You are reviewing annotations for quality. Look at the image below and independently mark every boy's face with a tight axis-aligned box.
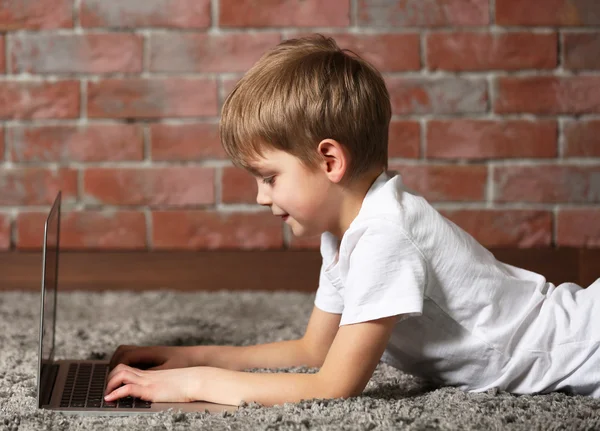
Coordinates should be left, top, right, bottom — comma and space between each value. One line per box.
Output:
249, 148, 337, 238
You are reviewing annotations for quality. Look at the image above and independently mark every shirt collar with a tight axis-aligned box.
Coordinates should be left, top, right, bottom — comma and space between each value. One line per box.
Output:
363, 170, 391, 204
320, 170, 395, 264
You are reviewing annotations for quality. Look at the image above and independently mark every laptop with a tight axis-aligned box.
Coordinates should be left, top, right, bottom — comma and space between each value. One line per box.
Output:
37, 191, 237, 415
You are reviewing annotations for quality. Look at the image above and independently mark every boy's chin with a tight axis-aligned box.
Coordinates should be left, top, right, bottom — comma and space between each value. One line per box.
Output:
290, 223, 322, 238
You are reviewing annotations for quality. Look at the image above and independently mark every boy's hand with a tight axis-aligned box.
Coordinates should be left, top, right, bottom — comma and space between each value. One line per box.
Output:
104, 364, 202, 403
108, 345, 194, 371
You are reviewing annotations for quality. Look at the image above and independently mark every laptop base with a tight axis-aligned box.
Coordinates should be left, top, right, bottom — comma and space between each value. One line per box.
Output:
44, 360, 238, 415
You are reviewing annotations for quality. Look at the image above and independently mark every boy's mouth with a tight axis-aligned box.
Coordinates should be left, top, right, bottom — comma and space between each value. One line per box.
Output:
280, 214, 289, 221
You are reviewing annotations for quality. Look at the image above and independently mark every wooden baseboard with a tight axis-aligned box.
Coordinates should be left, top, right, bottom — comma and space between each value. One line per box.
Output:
0, 248, 598, 292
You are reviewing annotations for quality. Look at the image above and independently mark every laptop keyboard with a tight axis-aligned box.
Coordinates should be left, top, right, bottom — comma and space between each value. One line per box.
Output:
59, 363, 151, 409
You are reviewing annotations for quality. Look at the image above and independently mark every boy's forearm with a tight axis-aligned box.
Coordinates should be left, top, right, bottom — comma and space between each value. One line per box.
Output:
194, 366, 342, 407
193, 339, 321, 371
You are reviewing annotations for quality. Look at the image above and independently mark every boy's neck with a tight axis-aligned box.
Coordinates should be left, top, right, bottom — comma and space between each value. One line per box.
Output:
329, 169, 384, 240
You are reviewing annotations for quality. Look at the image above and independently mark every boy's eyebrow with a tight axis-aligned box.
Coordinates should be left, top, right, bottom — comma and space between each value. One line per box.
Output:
247, 163, 274, 177
246, 165, 263, 177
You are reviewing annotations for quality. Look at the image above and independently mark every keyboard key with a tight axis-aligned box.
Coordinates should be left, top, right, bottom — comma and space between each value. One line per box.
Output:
118, 396, 135, 408
135, 400, 152, 408
59, 363, 151, 409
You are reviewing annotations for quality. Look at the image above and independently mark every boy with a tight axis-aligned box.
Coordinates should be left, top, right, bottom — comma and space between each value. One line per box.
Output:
104, 35, 600, 406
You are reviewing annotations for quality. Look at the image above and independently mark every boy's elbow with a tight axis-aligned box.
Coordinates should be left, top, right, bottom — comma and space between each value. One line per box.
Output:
315, 373, 365, 400
299, 338, 328, 368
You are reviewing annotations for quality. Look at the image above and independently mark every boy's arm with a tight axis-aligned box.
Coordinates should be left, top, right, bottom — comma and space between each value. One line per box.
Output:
197, 306, 341, 370
196, 314, 398, 406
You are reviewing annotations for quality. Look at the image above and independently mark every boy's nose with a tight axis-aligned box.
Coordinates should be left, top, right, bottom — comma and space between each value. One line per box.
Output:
256, 184, 271, 206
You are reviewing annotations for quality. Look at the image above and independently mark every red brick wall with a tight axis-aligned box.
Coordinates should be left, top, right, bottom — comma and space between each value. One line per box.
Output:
0, 0, 599, 251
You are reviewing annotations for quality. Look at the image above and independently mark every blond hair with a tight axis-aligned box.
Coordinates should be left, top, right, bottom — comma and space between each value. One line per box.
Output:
219, 34, 391, 183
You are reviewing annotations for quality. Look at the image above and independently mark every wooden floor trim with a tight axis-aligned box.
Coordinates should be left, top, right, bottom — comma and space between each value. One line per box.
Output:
0, 248, 598, 292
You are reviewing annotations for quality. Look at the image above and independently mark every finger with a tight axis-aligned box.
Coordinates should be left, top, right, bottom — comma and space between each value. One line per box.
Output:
106, 364, 142, 387
104, 384, 146, 402
106, 363, 127, 382
104, 369, 143, 396
112, 347, 160, 370
107, 365, 144, 385
108, 345, 136, 370
110, 345, 145, 369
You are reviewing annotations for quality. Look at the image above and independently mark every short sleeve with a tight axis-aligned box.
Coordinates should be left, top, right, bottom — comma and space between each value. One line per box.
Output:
339, 224, 427, 326
314, 262, 344, 314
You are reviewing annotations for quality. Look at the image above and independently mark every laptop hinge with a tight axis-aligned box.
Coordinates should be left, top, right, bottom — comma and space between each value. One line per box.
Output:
39, 362, 59, 408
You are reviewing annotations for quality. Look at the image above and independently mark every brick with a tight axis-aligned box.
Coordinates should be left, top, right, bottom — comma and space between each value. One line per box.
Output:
427, 120, 557, 159
150, 33, 280, 73
564, 120, 600, 157
0, 0, 73, 30
496, 0, 600, 26
495, 76, 600, 114
15, 213, 46, 250
87, 79, 218, 119
427, 32, 557, 71
388, 120, 420, 158
439, 210, 552, 247
17, 211, 146, 250
563, 32, 600, 70
494, 165, 600, 204
0, 125, 4, 161
0, 213, 9, 250
11, 33, 143, 74
152, 211, 283, 249
0, 168, 77, 205
289, 33, 421, 72
358, 0, 489, 27
151, 123, 225, 161
81, 0, 210, 28
0, 36, 5, 73
0, 81, 79, 119
222, 78, 240, 100
83, 167, 214, 206
388, 164, 487, 202
222, 167, 256, 204
557, 209, 600, 247
387, 77, 488, 114
220, 0, 350, 27
9, 124, 143, 162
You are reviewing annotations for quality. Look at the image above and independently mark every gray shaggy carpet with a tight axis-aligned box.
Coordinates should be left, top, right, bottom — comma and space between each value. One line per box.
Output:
1, 290, 599, 430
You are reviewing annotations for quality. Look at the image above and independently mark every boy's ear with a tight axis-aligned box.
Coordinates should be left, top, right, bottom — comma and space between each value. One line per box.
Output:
317, 139, 348, 183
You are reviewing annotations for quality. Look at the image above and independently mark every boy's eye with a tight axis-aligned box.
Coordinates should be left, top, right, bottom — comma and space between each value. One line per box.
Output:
262, 176, 275, 185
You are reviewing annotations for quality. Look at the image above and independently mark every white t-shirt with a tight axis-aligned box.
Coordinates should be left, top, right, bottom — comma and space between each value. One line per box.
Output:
315, 171, 600, 397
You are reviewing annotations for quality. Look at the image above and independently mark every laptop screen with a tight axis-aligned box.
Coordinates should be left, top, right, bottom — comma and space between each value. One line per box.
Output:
39, 192, 61, 367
